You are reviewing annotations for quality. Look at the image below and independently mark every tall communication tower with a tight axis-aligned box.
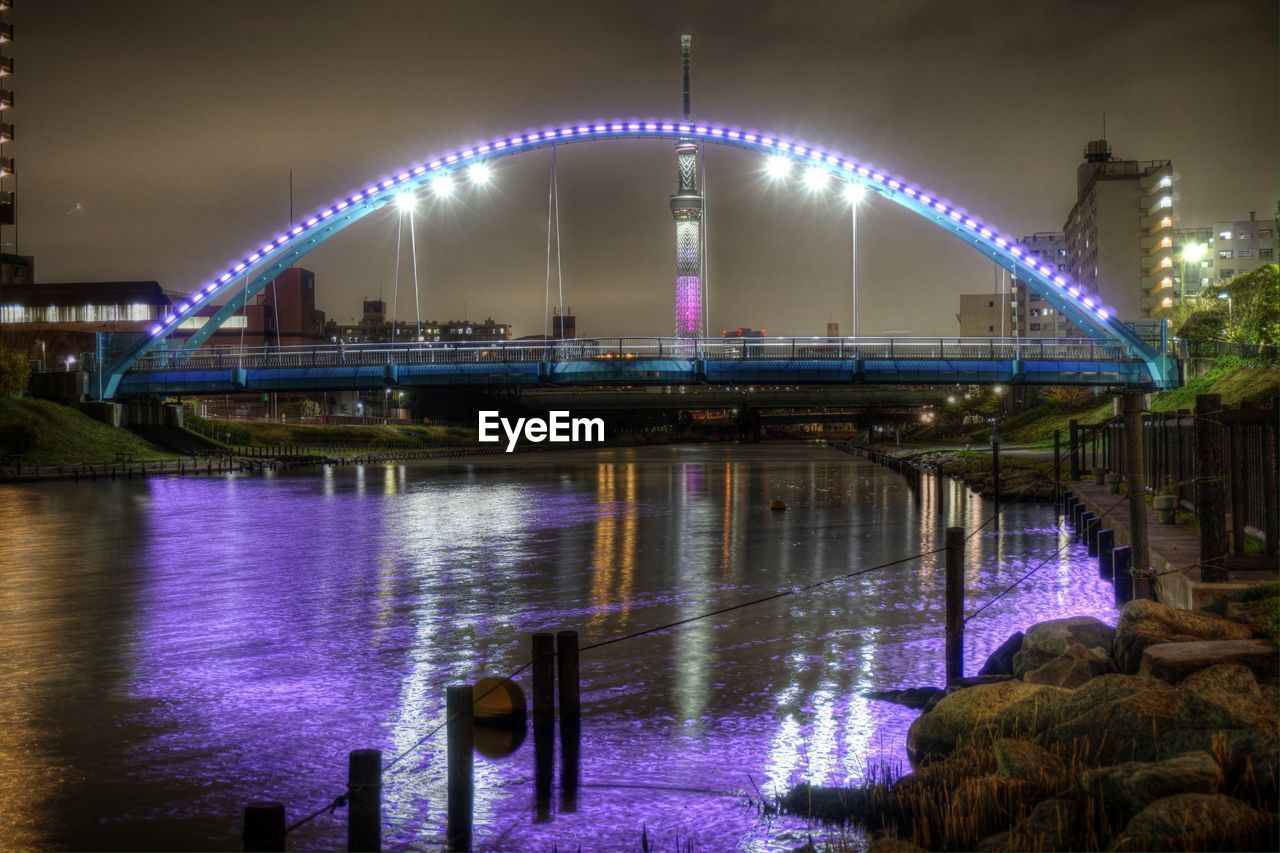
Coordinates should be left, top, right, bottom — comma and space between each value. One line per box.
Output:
669, 34, 704, 339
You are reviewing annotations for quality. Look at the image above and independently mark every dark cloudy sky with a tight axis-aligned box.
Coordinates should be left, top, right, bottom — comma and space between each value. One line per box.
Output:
14, 0, 1278, 337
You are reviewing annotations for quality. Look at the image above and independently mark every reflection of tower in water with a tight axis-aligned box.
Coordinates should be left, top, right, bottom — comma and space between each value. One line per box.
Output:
586, 463, 638, 637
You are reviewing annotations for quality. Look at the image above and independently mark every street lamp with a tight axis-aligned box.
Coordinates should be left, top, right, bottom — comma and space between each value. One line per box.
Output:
1180, 241, 1206, 307
846, 182, 868, 339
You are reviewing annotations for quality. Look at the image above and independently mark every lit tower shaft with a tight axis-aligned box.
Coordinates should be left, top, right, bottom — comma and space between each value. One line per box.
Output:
669, 34, 704, 339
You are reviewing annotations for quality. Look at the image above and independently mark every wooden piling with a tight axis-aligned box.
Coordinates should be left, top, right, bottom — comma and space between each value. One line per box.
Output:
1097, 528, 1114, 579
1053, 430, 1062, 508
1068, 419, 1080, 480
446, 684, 474, 852
1079, 511, 1095, 545
243, 802, 286, 852
991, 436, 1001, 528
532, 633, 555, 815
1194, 394, 1228, 581
347, 749, 382, 853
557, 630, 581, 805
944, 527, 964, 684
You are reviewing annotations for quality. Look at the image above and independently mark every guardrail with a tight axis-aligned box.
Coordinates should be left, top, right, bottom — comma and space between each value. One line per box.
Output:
123, 336, 1141, 373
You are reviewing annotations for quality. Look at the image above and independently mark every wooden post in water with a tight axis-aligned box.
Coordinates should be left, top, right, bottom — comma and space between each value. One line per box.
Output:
347, 749, 382, 853
1194, 394, 1229, 581
1086, 515, 1101, 556
243, 802, 285, 852
1053, 430, 1062, 509
944, 527, 965, 684
991, 435, 1001, 529
557, 630, 581, 807
1097, 529, 1114, 579
1079, 511, 1095, 545
1068, 419, 1080, 480
531, 632, 555, 817
446, 684, 474, 853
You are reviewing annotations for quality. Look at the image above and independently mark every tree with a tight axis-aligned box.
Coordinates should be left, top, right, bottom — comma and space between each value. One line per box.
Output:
1176, 301, 1229, 348
1223, 264, 1280, 346
0, 347, 31, 396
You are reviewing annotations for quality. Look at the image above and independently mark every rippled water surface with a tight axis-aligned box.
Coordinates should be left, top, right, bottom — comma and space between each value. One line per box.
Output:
0, 444, 1117, 851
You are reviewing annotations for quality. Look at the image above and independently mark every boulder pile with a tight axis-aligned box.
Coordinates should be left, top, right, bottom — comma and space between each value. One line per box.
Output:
787, 600, 1280, 851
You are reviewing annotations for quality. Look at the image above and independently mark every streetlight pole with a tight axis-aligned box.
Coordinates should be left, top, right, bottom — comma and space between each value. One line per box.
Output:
846, 183, 867, 339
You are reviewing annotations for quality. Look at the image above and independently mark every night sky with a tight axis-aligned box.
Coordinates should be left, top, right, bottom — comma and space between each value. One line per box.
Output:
14, 0, 1279, 338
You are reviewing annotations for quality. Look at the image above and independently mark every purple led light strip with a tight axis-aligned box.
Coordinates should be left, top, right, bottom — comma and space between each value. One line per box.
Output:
152, 120, 1117, 336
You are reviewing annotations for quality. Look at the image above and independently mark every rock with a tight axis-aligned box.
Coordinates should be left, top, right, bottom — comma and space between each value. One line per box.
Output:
1077, 751, 1220, 813
1174, 663, 1278, 734
947, 775, 1038, 840
907, 681, 1070, 766
1138, 638, 1279, 685
865, 686, 943, 709
1044, 674, 1183, 764
978, 631, 1024, 677
1023, 616, 1115, 658
974, 831, 1011, 852
1010, 798, 1080, 851
1157, 729, 1279, 804
1112, 793, 1273, 851
993, 738, 1066, 786
1024, 644, 1115, 688
1012, 647, 1058, 678
1113, 599, 1253, 675
921, 675, 1014, 712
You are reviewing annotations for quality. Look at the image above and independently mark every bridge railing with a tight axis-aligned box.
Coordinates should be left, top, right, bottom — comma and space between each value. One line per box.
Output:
125, 336, 1140, 373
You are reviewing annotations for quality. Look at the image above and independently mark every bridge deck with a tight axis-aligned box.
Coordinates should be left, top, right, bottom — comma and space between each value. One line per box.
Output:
112, 336, 1155, 395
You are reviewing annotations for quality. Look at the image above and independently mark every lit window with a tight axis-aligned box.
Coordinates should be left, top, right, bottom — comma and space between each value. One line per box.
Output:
1219, 231, 1232, 240
1218, 249, 1234, 259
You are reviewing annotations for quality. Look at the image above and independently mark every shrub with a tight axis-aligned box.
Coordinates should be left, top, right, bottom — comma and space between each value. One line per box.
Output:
0, 347, 31, 396
0, 421, 42, 456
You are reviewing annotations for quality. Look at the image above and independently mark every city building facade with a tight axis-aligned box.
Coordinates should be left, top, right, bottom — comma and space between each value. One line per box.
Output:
1062, 139, 1174, 319
1171, 213, 1276, 302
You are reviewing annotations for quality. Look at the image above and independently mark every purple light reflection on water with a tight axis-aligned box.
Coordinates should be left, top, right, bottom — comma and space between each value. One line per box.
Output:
0, 446, 1115, 852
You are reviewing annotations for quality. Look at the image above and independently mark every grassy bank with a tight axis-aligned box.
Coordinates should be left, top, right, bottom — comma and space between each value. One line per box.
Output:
0, 397, 173, 465
994, 357, 1280, 444
186, 412, 475, 449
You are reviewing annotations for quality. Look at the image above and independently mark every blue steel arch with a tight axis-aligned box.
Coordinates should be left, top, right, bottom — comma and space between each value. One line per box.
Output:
102, 118, 1176, 396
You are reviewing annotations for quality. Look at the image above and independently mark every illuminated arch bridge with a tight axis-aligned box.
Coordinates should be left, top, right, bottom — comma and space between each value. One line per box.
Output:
98, 118, 1180, 398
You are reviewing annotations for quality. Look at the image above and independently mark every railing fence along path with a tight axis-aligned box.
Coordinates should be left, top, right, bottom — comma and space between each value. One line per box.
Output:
129, 336, 1141, 373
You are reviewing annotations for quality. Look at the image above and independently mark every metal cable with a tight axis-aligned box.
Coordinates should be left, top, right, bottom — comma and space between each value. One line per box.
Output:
579, 548, 944, 654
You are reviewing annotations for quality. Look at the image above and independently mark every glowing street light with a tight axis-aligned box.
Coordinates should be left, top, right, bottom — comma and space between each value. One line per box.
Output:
803, 166, 829, 192
468, 162, 492, 185
431, 174, 454, 198
764, 155, 790, 179
394, 191, 417, 213
1180, 241, 1207, 305
844, 182, 867, 205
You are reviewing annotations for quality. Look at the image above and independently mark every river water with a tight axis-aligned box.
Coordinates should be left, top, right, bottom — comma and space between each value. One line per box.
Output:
0, 443, 1116, 852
